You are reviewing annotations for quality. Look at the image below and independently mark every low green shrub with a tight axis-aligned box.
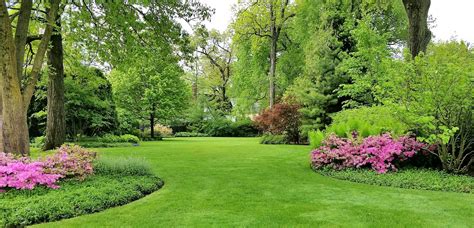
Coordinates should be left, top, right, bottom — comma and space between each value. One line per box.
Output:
70, 142, 132, 148
174, 132, 209, 137
94, 157, 153, 176
317, 168, 473, 194
31, 136, 46, 148
100, 134, 140, 144
328, 106, 408, 138
260, 134, 289, 145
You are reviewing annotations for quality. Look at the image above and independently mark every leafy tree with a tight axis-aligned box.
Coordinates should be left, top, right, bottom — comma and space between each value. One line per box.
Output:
193, 27, 233, 114
232, 0, 296, 108
109, 54, 189, 138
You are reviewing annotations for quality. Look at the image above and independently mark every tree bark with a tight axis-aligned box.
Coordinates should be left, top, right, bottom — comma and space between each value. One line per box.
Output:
0, 0, 60, 155
402, 0, 431, 57
268, 3, 277, 108
150, 104, 156, 138
44, 16, 65, 150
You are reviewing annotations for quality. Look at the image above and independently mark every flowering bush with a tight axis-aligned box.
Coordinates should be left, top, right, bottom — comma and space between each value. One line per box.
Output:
311, 133, 426, 173
1, 145, 96, 191
0, 153, 62, 190
42, 145, 96, 180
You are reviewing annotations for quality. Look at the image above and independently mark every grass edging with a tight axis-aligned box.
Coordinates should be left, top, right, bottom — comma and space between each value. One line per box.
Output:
315, 168, 473, 194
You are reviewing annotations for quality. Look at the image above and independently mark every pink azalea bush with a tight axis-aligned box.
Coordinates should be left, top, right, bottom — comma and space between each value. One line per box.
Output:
311, 133, 426, 173
0, 145, 96, 191
41, 145, 96, 180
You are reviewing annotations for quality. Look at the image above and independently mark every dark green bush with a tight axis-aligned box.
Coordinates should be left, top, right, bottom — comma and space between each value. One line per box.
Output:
316, 168, 473, 194
260, 134, 289, 144
0, 158, 163, 227
191, 118, 258, 137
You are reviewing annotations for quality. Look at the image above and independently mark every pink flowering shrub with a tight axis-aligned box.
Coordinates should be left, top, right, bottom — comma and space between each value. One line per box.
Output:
42, 145, 96, 180
311, 133, 426, 173
0, 145, 96, 191
0, 153, 62, 190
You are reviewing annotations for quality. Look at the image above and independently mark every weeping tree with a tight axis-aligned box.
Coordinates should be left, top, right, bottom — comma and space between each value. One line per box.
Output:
402, 0, 431, 57
0, 0, 60, 155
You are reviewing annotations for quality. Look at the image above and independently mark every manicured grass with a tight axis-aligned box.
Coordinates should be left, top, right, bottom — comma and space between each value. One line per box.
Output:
36, 138, 474, 227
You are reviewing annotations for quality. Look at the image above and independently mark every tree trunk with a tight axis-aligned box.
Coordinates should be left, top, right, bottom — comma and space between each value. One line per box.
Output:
0, 0, 60, 155
150, 105, 155, 138
0, 89, 3, 153
44, 16, 65, 150
402, 0, 431, 57
268, 4, 277, 108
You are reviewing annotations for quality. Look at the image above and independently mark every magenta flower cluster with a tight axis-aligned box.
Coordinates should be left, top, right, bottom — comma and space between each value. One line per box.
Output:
0, 145, 96, 191
311, 133, 426, 173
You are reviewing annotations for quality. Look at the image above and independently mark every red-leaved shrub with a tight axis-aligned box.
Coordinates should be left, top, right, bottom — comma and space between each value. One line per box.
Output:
254, 103, 301, 143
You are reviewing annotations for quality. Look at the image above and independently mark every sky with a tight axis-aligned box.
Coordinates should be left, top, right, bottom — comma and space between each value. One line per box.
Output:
198, 0, 474, 43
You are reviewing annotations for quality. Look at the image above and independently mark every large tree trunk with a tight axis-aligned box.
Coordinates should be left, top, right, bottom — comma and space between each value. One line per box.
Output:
268, 4, 277, 108
402, 0, 431, 57
0, 0, 60, 155
44, 16, 65, 150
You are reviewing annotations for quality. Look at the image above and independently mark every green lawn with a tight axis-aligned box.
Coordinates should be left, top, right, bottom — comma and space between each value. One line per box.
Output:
36, 138, 474, 227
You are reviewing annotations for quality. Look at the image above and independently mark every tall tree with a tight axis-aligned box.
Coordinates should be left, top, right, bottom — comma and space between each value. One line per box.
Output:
0, 0, 60, 155
44, 12, 65, 150
402, 0, 431, 57
194, 27, 233, 114
234, 0, 295, 108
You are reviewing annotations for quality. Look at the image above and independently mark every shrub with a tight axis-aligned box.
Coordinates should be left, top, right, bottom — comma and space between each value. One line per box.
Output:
153, 124, 173, 137
31, 136, 46, 148
99, 134, 139, 144
41, 145, 96, 180
382, 42, 474, 173
254, 103, 301, 143
327, 106, 408, 138
310, 133, 426, 173
230, 119, 259, 137
317, 168, 473, 194
1, 145, 96, 191
174, 132, 209, 137
260, 134, 289, 145
94, 157, 153, 176
308, 130, 325, 149
0, 153, 62, 190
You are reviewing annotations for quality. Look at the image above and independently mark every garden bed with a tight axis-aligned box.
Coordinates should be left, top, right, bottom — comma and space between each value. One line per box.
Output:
0, 158, 164, 227
316, 168, 473, 194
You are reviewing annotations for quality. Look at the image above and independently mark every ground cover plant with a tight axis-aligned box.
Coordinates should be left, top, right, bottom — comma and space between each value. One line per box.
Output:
317, 168, 473, 194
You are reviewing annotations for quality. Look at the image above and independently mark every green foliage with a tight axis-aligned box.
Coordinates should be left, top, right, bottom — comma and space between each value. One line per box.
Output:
99, 134, 140, 144
260, 134, 289, 145
174, 132, 210, 137
380, 42, 474, 173
31, 136, 46, 148
197, 118, 259, 137
328, 106, 408, 137
0, 174, 163, 227
317, 168, 474, 194
308, 130, 325, 149
94, 157, 153, 176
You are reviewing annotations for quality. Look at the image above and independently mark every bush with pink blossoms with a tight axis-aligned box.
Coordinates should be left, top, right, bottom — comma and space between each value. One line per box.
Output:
0, 145, 96, 191
0, 153, 62, 190
310, 133, 426, 173
41, 145, 96, 180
